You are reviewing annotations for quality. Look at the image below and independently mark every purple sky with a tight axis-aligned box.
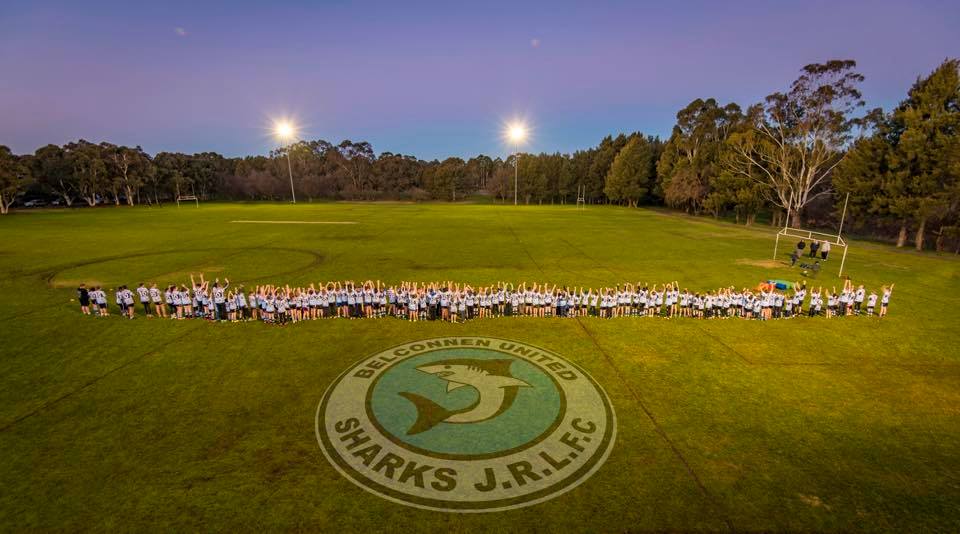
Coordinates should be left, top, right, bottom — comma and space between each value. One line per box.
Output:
2, 0, 958, 160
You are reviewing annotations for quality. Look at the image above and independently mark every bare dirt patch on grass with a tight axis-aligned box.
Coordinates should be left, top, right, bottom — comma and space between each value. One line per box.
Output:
735, 258, 783, 269
51, 278, 104, 289
798, 494, 832, 511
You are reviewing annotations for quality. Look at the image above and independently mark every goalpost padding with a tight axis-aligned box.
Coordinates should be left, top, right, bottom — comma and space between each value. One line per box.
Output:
774, 227, 850, 278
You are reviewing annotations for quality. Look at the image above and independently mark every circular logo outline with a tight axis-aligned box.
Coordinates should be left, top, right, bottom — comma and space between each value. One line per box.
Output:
363, 348, 568, 461
315, 337, 617, 513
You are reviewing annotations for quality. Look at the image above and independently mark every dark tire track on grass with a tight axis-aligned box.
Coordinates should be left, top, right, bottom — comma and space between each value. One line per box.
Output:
574, 317, 735, 532
504, 222, 545, 273
688, 323, 755, 366
556, 236, 622, 280
505, 212, 734, 531
0, 246, 325, 286
0, 247, 325, 322
749, 360, 960, 368
0, 323, 205, 434
690, 322, 959, 368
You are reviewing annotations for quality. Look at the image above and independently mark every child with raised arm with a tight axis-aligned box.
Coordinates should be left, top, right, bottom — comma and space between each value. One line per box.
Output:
77, 283, 91, 316
879, 284, 894, 317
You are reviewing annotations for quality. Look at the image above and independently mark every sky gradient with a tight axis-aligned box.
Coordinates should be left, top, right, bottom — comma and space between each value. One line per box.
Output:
2, 0, 958, 160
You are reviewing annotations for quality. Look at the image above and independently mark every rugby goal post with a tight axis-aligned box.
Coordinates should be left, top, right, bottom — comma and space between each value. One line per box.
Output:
175, 182, 200, 208
176, 195, 199, 208
773, 193, 851, 278
575, 184, 586, 210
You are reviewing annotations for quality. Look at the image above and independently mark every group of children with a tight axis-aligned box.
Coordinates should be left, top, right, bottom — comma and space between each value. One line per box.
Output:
75, 276, 895, 324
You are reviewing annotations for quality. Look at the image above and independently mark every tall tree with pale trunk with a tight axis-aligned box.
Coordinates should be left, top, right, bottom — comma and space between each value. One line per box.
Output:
0, 146, 32, 214
724, 60, 866, 227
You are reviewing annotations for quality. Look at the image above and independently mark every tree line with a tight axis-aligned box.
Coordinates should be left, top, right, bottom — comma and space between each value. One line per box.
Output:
2, 59, 957, 251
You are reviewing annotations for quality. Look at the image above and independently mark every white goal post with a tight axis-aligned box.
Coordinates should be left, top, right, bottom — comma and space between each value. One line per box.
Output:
176, 195, 199, 208
773, 193, 851, 278
575, 184, 586, 210
175, 182, 200, 208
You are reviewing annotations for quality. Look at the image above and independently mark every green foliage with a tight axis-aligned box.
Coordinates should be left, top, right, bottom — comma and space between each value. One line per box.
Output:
658, 98, 743, 213
32, 144, 76, 206
63, 140, 107, 207
0, 145, 32, 213
588, 134, 628, 199
604, 136, 658, 206
833, 129, 894, 228
424, 157, 466, 200
835, 58, 960, 249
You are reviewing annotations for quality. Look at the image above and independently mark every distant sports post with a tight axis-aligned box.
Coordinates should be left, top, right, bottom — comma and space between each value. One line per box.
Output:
774, 193, 851, 277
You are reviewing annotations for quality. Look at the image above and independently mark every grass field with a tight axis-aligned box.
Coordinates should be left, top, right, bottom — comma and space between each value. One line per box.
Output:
1, 202, 958, 532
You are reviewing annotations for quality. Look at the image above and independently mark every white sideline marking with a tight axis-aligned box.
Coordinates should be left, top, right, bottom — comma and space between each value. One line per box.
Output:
231, 220, 357, 225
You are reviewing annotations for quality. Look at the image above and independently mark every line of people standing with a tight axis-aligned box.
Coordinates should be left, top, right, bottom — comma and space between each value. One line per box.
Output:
73, 277, 895, 324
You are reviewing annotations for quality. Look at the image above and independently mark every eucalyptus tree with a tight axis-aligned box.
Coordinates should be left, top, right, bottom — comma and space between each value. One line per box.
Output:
64, 140, 107, 206
104, 144, 153, 205
657, 98, 743, 213
0, 146, 32, 214
724, 60, 866, 227
33, 144, 76, 206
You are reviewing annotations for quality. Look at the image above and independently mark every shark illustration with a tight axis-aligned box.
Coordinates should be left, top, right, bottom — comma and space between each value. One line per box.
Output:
399, 358, 531, 435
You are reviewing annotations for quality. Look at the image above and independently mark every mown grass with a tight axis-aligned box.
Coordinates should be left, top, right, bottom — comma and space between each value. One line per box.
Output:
0, 202, 957, 532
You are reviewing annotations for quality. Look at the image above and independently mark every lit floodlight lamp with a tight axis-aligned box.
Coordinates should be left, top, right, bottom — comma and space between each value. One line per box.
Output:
274, 120, 296, 142
504, 121, 528, 205
272, 119, 299, 203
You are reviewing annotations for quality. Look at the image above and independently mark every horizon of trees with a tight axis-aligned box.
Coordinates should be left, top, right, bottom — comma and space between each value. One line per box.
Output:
2, 58, 958, 251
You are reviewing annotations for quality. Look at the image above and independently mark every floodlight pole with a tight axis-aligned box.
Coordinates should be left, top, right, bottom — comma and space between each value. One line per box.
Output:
286, 147, 296, 204
513, 143, 519, 206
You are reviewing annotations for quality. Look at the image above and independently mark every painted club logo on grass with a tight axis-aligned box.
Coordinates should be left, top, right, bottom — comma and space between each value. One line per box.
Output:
316, 337, 616, 512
